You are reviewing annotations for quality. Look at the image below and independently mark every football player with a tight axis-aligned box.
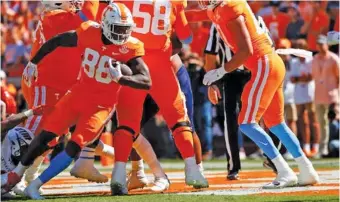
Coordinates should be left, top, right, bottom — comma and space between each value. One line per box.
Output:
20, 0, 103, 189
109, 0, 208, 195
2, 4, 151, 199
186, 0, 319, 188
1, 106, 44, 196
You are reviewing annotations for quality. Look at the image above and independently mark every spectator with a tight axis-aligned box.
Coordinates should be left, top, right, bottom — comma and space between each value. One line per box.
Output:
312, 35, 340, 157
290, 39, 319, 158
301, 1, 330, 53
286, 3, 304, 43
263, 1, 290, 45
328, 104, 339, 157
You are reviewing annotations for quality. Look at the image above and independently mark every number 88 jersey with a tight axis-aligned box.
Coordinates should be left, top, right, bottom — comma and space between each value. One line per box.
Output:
118, 0, 188, 50
207, 0, 273, 59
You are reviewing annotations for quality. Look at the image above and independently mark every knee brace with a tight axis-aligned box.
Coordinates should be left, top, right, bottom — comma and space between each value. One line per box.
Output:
171, 121, 192, 136
115, 126, 136, 140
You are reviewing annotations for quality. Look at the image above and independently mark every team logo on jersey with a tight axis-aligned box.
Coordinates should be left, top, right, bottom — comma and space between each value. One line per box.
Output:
119, 45, 129, 54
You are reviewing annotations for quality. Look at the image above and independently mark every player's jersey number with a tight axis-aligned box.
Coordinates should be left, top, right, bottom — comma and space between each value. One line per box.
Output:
132, 0, 171, 35
82, 48, 112, 84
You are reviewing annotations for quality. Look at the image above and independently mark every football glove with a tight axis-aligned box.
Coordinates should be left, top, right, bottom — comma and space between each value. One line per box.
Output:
107, 58, 123, 83
23, 62, 38, 87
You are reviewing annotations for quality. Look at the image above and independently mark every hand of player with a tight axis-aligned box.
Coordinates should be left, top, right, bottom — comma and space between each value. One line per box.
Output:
107, 59, 123, 83
23, 61, 38, 87
208, 85, 221, 105
203, 67, 227, 85
32, 105, 45, 116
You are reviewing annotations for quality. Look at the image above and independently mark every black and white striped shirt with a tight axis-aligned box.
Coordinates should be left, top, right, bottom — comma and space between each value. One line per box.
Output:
204, 24, 243, 69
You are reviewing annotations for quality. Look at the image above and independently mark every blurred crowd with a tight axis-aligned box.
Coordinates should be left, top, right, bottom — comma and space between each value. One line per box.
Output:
1, 1, 339, 161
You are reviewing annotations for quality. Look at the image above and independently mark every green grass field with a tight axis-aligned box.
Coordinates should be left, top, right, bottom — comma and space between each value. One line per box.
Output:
3, 158, 339, 202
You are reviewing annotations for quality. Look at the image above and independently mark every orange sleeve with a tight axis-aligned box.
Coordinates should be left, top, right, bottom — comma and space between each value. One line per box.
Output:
335, 15, 339, 31
126, 38, 145, 60
222, 3, 244, 21
174, 7, 192, 44
185, 10, 209, 22
76, 21, 96, 48
79, 0, 99, 21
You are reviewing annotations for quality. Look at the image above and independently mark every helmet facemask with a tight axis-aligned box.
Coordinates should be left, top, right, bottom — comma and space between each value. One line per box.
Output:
101, 4, 134, 45
198, 0, 222, 10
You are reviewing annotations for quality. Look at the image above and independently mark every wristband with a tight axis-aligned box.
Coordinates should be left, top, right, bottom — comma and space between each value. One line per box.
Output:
23, 109, 34, 117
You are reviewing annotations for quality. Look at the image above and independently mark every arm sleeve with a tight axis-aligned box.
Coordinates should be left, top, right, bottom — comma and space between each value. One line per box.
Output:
204, 24, 220, 55
174, 6, 193, 44
185, 10, 209, 22
78, 0, 99, 21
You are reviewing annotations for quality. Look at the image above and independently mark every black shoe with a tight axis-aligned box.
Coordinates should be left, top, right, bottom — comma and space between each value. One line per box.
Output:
263, 160, 277, 174
227, 170, 239, 180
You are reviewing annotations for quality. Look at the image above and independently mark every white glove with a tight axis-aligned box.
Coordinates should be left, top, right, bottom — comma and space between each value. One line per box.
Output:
203, 67, 227, 85
107, 58, 123, 83
327, 31, 340, 45
22, 61, 37, 87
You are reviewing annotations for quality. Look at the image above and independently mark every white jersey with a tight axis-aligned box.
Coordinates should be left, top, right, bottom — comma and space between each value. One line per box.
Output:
1, 127, 34, 173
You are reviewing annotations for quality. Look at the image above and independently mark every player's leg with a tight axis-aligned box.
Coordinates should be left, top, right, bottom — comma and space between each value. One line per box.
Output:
2, 89, 78, 195
171, 54, 203, 171
25, 105, 113, 199
149, 52, 208, 189
238, 55, 297, 189
111, 87, 147, 195
265, 88, 319, 186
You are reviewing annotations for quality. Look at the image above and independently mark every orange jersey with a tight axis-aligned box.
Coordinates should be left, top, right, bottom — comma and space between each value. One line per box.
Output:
205, 0, 273, 68
107, 0, 191, 50
76, 21, 145, 104
31, 1, 98, 92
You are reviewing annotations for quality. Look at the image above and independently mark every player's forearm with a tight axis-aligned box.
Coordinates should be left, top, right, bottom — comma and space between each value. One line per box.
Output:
224, 50, 250, 73
31, 32, 78, 64
1, 111, 30, 139
119, 74, 151, 90
204, 54, 218, 72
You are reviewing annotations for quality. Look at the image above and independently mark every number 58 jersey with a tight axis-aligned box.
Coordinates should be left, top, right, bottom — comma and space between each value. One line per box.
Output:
116, 0, 190, 50
75, 21, 145, 105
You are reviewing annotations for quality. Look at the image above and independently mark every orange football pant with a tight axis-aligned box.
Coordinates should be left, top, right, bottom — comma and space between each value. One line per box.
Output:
115, 48, 194, 162
42, 84, 114, 148
238, 53, 285, 128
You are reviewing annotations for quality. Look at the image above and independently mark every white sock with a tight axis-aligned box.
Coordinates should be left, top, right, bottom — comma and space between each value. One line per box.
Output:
295, 154, 312, 168
133, 135, 166, 178
112, 162, 126, 183
184, 157, 196, 169
131, 160, 144, 172
303, 144, 311, 152
271, 155, 292, 173
312, 144, 319, 152
14, 163, 28, 176
30, 177, 43, 190
25, 156, 44, 183
197, 162, 204, 172
95, 141, 115, 158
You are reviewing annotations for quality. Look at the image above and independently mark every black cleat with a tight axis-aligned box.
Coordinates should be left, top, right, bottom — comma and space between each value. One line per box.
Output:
227, 170, 239, 180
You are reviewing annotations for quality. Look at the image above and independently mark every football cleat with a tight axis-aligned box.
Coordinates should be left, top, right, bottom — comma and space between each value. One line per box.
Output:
70, 159, 108, 183
111, 162, 128, 195
127, 170, 148, 191
12, 178, 26, 196
227, 170, 239, 181
298, 165, 319, 186
1, 172, 22, 194
150, 176, 170, 192
185, 165, 209, 189
262, 169, 297, 189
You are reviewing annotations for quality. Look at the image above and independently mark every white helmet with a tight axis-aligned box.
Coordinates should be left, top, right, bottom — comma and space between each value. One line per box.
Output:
198, 0, 223, 9
101, 3, 134, 45
7, 127, 34, 162
41, 0, 84, 12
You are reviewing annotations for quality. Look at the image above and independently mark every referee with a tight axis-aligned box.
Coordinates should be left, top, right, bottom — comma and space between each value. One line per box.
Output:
204, 24, 251, 180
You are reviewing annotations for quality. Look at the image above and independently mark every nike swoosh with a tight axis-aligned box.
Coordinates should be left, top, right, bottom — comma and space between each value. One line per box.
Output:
259, 141, 268, 146
112, 52, 120, 55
